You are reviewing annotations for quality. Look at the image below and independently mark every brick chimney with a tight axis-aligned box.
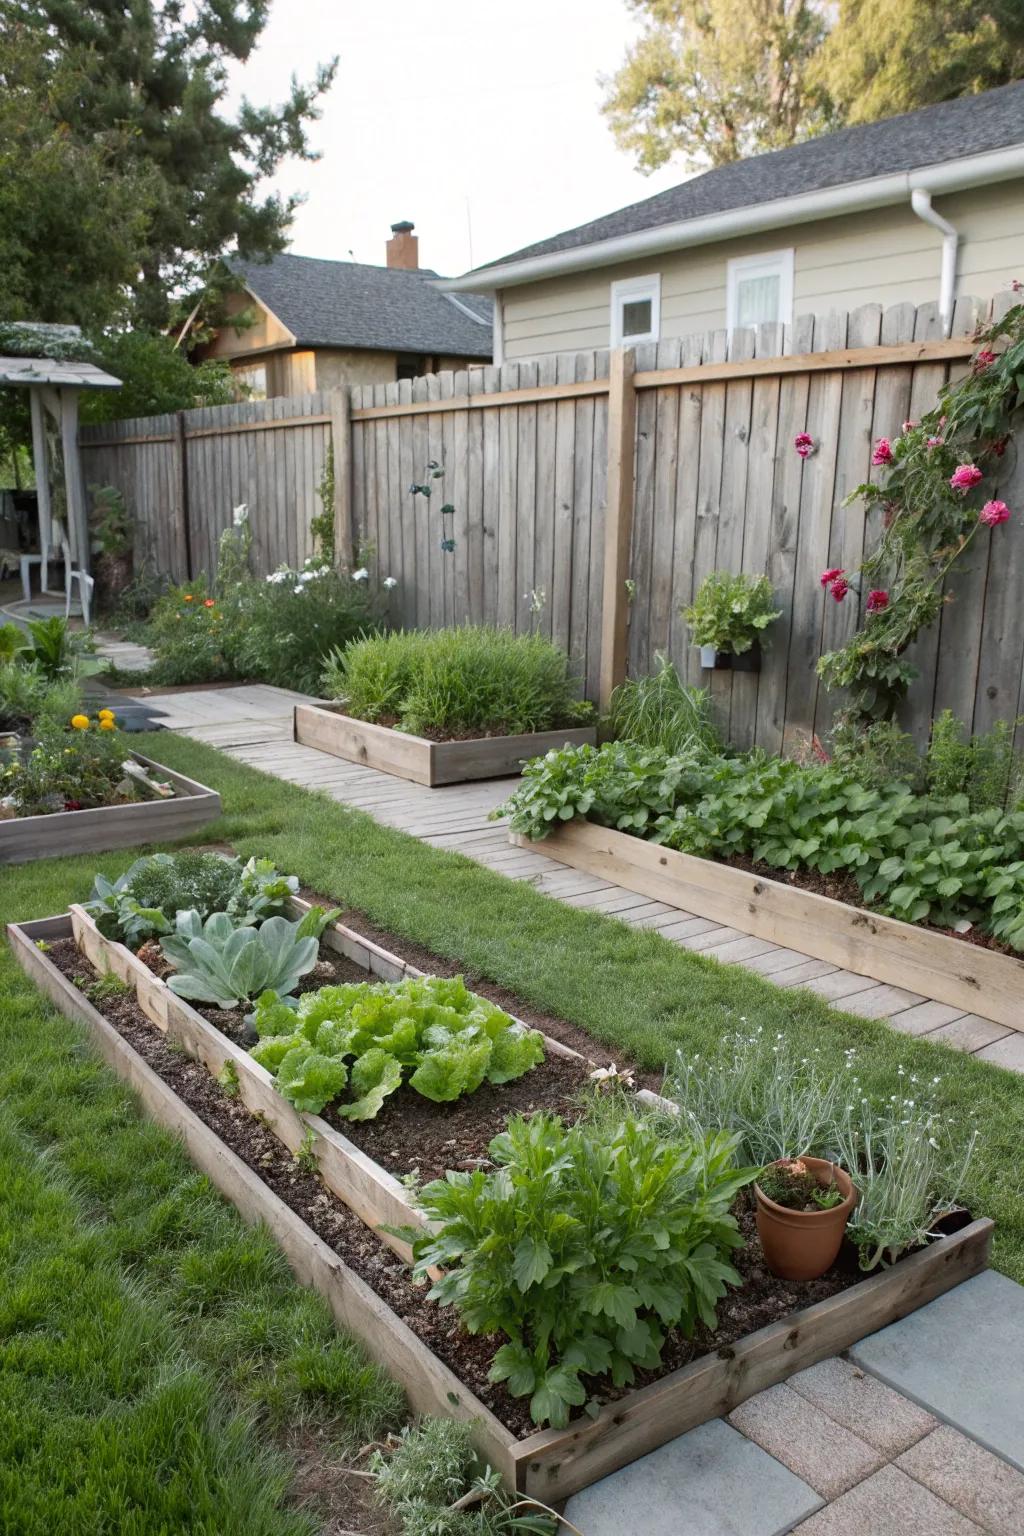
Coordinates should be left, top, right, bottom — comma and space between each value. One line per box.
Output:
386, 220, 419, 270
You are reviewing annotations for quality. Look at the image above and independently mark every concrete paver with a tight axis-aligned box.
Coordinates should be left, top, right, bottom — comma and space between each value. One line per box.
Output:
898, 1424, 1024, 1536
787, 1357, 936, 1457
728, 1383, 884, 1499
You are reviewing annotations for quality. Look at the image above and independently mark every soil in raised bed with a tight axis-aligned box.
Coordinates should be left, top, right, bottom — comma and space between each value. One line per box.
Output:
132, 935, 594, 1182
49, 936, 866, 1440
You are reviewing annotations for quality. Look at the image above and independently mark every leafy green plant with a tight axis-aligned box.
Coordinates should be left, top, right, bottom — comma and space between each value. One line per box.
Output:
250, 973, 545, 1118
323, 627, 593, 738
682, 571, 781, 655
86, 852, 300, 947
404, 1109, 754, 1429
756, 1159, 843, 1211
0, 624, 23, 663
0, 661, 80, 733
309, 442, 336, 563
818, 303, 1024, 722
926, 710, 1024, 811
608, 653, 720, 755
160, 909, 334, 1010
89, 484, 132, 558
21, 615, 101, 681
1, 715, 131, 816
826, 718, 923, 792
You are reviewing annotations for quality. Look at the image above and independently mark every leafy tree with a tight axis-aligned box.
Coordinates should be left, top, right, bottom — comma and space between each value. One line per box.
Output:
602, 0, 833, 172
4, 0, 336, 329
815, 0, 1024, 124
0, 24, 153, 328
80, 333, 236, 424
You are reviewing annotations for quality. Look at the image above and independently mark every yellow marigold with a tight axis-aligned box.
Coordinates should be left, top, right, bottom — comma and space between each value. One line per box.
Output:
98, 708, 115, 722
98, 717, 117, 731
70, 714, 90, 731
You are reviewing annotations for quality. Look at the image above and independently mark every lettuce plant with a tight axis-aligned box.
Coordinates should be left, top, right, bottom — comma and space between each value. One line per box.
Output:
250, 974, 545, 1118
160, 907, 336, 1010
404, 1110, 755, 1428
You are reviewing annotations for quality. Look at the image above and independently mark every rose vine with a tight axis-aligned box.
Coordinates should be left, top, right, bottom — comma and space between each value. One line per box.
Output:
816, 295, 1024, 723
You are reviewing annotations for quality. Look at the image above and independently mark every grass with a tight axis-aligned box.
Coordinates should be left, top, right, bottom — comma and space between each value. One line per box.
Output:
110, 730, 1024, 1283
321, 625, 593, 736
607, 654, 721, 755
0, 853, 404, 1535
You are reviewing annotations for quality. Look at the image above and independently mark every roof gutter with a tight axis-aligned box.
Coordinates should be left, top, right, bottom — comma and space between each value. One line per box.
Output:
442, 144, 1024, 293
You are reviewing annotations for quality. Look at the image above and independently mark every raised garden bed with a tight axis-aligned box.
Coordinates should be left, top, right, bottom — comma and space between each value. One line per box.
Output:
0, 754, 221, 865
512, 820, 1024, 1031
294, 701, 597, 786
9, 905, 993, 1501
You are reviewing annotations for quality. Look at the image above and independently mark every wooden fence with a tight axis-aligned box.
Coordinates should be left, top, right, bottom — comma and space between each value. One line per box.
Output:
80, 292, 1024, 750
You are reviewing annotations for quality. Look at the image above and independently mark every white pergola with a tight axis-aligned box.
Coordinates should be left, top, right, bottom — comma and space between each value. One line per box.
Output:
1, 324, 121, 621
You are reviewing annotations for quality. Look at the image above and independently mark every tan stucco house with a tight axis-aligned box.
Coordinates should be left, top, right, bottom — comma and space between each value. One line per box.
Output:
445, 83, 1024, 360
198, 222, 492, 397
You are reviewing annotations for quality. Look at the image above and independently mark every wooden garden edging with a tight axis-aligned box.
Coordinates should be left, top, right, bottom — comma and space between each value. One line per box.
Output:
8, 912, 995, 1501
511, 821, 1024, 1030
0, 754, 221, 865
65, 897, 588, 1265
294, 702, 597, 786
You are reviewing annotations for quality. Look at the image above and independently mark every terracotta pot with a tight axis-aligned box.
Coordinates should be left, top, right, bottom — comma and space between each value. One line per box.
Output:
755, 1156, 857, 1282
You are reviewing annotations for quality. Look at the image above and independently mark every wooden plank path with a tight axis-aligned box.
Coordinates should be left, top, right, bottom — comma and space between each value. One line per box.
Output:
138, 686, 1022, 1071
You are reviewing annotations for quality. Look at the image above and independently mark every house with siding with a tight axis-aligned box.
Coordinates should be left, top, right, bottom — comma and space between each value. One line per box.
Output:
444, 83, 1024, 360
196, 222, 492, 397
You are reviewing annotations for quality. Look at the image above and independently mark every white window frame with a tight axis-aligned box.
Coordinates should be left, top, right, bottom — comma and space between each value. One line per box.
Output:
610, 273, 661, 346
726, 248, 794, 333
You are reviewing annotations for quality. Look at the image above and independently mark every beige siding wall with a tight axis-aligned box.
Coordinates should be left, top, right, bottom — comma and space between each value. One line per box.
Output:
501, 180, 1024, 359
314, 348, 398, 390
204, 291, 294, 358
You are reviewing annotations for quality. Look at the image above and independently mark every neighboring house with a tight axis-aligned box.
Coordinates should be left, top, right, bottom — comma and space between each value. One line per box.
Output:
197, 222, 492, 397
445, 82, 1024, 361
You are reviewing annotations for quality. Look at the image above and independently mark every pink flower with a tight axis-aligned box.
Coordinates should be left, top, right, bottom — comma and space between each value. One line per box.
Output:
794, 432, 815, 458
872, 438, 894, 466
973, 349, 996, 371
866, 589, 889, 613
979, 500, 1011, 526
950, 463, 983, 493
831, 577, 850, 603
926, 436, 944, 448
1012, 279, 1022, 293
901, 419, 915, 434
820, 567, 844, 589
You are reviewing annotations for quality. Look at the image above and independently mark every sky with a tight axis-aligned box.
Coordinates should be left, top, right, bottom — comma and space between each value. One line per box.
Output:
227, 0, 687, 277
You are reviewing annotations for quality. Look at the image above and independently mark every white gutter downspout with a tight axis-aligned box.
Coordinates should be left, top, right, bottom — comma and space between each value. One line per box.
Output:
911, 189, 959, 335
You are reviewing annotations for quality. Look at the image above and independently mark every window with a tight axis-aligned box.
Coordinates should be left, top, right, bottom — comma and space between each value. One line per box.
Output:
610, 274, 661, 346
726, 249, 794, 333
232, 361, 267, 400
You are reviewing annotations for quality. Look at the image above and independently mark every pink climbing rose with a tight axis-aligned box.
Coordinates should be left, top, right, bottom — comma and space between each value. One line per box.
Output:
872, 437, 894, 466
794, 432, 814, 458
926, 435, 944, 448
973, 349, 996, 371
901, 419, 915, 434
866, 589, 889, 613
830, 577, 850, 602
950, 463, 983, 493
820, 567, 844, 589
979, 500, 1011, 526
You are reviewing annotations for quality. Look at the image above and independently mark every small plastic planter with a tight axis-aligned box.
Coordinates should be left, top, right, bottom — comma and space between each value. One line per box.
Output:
755, 1156, 858, 1281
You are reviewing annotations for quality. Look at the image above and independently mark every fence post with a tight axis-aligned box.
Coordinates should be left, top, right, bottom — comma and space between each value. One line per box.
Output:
174, 410, 193, 581
330, 388, 354, 568
598, 347, 637, 711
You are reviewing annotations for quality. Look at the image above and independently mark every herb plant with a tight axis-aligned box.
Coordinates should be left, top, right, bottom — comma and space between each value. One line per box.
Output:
682, 571, 781, 655
608, 654, 720, 756
87, 852, 299, 947
757, 1160, 843, 1211
322, 626, 593, 739
1, 715, 131, 817
251, 974, 544, 1117
405, 1109, 754, 1428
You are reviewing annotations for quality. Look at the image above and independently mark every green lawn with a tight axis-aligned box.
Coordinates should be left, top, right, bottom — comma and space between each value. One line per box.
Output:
3, 727, 1024, 1530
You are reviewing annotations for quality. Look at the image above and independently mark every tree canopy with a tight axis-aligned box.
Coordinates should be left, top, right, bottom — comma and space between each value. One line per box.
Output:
0, 0, 335, 330
604, 0, 1024, 173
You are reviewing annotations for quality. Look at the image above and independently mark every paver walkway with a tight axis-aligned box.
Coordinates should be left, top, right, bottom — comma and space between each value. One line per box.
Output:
135, 684, 1023, 1071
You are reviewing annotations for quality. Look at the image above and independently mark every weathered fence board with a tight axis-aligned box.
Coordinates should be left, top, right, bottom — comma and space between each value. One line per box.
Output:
81, 295, 1023, 751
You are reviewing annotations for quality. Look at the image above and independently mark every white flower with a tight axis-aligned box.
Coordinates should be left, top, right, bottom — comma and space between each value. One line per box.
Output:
352, 567, 369, 582
382, 576, 398, 590
232, 503, 249, 527
265, 569, 290, 584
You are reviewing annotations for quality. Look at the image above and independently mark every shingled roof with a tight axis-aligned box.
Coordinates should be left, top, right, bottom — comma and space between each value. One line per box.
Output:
233, 254, 492, 357
470, 80, 1024, 274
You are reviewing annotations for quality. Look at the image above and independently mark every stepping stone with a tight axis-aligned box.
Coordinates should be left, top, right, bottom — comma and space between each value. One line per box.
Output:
897, 1424, 1024, 1536
790, 1463, 983, 1534
975, 1031, 1024, 1074
728, 1382, 884, 1498
562, 1418, 822, 1536
787, 1356, 936, 1457
850, 1270, 1024, 1471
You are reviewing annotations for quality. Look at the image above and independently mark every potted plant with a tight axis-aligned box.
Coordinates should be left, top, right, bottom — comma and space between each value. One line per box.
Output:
682, 571, 781, 670
754, 1156, 857, 1281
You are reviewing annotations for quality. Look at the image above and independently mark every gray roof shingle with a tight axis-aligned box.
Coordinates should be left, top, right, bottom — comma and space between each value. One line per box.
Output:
475, 81, 1024, 272
233, 254, 492, 357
